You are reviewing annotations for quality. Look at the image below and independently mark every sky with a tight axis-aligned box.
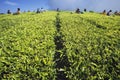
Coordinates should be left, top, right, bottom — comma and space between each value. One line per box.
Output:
0, 0, 120, 13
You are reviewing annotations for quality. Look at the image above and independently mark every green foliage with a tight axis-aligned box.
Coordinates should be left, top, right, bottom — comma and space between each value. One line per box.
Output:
0, 11, 120, 80
0, 12, 57, 80
59, 12, 120, 80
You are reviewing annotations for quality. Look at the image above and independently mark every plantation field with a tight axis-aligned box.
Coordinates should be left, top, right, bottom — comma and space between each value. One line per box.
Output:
0, 11, 120, 80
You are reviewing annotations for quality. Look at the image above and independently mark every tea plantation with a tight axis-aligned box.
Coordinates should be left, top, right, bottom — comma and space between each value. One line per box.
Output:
0, 11, 120, 80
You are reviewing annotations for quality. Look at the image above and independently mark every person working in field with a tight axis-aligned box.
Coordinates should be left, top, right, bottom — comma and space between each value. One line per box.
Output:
36, 8, 40, 13
75, 8, 80, 14
84, 9, 87, 12
102, 10, 106, 15
57, 8, 60, 12
36, 8, 45, 13
13, 8, 21, 15
17, 8, 21, 14
107, 10, 112, 16
118, 12, 120, 15
114, 11, 120, 16
7, 10, 11, 14
40, 8, 44, 13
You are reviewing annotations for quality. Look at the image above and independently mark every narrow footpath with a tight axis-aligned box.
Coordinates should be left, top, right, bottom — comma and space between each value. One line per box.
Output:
54, 13, 70, 80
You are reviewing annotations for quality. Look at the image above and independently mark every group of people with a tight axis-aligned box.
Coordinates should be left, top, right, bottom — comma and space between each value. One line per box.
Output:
7, 8, 46, 14
75, 8, 87, 14
114, 11, 120, 16
36, 8, 46, 13
101, 10, 120, 16
6, 8, 120, 16
7, 8, 21, 15
75, 8, 120, 16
